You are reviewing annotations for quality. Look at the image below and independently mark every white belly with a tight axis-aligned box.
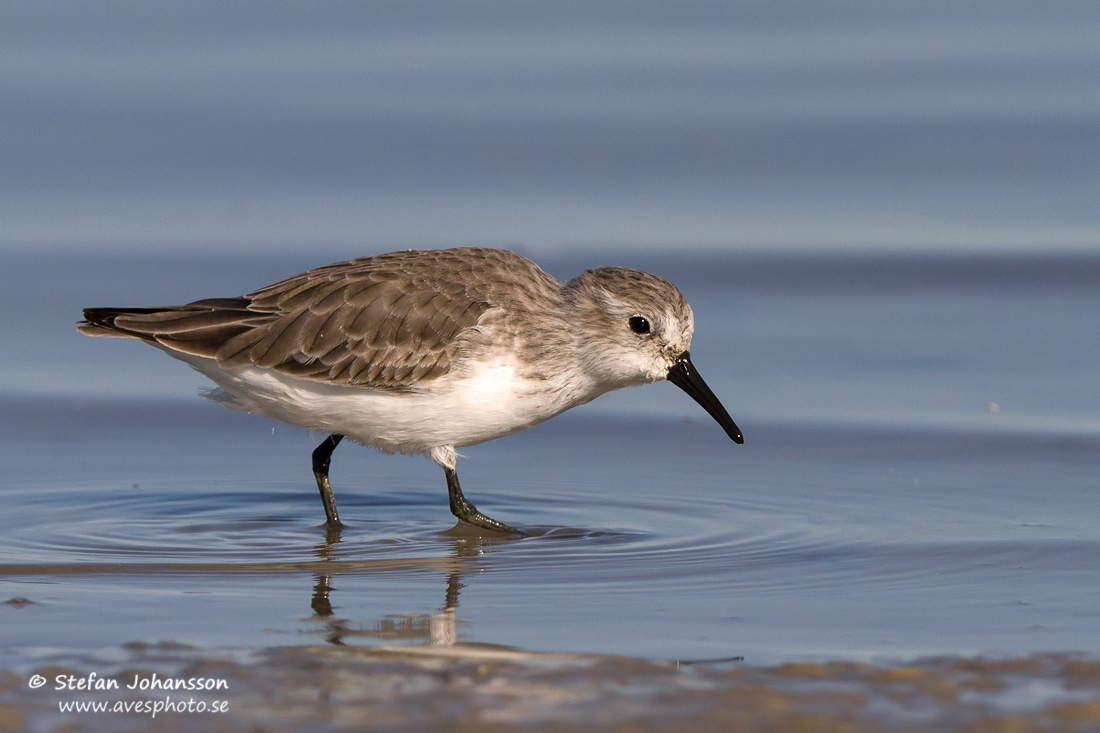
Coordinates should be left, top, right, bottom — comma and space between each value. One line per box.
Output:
170, 350, 589, 464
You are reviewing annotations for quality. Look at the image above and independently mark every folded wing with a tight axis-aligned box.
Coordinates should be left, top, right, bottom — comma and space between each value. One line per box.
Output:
77, 250, 527, 392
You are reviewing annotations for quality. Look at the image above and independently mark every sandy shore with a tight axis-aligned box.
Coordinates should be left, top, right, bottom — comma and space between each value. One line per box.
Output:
4, 642, 1100, 732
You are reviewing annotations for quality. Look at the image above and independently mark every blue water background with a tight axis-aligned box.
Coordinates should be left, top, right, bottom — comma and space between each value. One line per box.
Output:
2, 0, 1100, 253
1, 1, 1099, 665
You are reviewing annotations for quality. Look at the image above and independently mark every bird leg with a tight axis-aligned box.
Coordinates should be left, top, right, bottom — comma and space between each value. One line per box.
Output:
444, 467, 526, 536
312, 434, 344, 527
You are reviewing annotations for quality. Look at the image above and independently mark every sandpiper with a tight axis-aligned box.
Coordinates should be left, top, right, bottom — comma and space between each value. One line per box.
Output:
79, 247, 742, 535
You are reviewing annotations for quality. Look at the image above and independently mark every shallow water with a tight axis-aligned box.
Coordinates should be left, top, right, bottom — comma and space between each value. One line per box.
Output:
4, 404, 1099, 666
2, 252, 1099, 671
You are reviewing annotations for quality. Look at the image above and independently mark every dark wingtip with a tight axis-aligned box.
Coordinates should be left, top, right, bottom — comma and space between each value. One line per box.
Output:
76, 308, 116, 334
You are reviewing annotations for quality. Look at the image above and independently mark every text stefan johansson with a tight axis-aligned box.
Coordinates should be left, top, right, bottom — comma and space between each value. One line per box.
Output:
55, 673, 228, 692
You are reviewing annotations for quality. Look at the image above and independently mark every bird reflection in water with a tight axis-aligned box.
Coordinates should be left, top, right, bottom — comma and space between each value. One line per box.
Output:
305, 523, 505, 647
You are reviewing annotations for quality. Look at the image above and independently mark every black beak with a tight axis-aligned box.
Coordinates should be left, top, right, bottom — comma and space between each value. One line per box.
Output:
666, 352, 743, 444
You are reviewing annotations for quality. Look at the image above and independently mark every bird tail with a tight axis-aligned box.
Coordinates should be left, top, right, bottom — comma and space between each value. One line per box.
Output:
76, 298, 267, 359
77, 307, 162, 338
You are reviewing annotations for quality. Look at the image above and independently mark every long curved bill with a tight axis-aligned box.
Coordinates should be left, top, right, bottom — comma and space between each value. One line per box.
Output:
666, 352, 743, 444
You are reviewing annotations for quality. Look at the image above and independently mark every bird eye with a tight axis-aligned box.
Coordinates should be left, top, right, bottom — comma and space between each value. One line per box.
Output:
628, 316, 651, 334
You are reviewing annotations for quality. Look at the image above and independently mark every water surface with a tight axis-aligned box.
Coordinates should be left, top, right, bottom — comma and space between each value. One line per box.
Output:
2, 252, 1098, 669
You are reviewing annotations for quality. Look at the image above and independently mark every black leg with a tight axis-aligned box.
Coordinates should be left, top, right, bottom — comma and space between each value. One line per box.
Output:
444, 466, 526, 536
312, 434, 344, 527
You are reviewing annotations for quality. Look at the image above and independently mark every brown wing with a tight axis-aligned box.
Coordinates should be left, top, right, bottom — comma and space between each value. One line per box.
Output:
79, 248, 560, 392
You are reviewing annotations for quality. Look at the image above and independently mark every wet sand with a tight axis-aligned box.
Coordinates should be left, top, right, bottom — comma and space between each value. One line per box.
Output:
4, 642, 1100, 732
